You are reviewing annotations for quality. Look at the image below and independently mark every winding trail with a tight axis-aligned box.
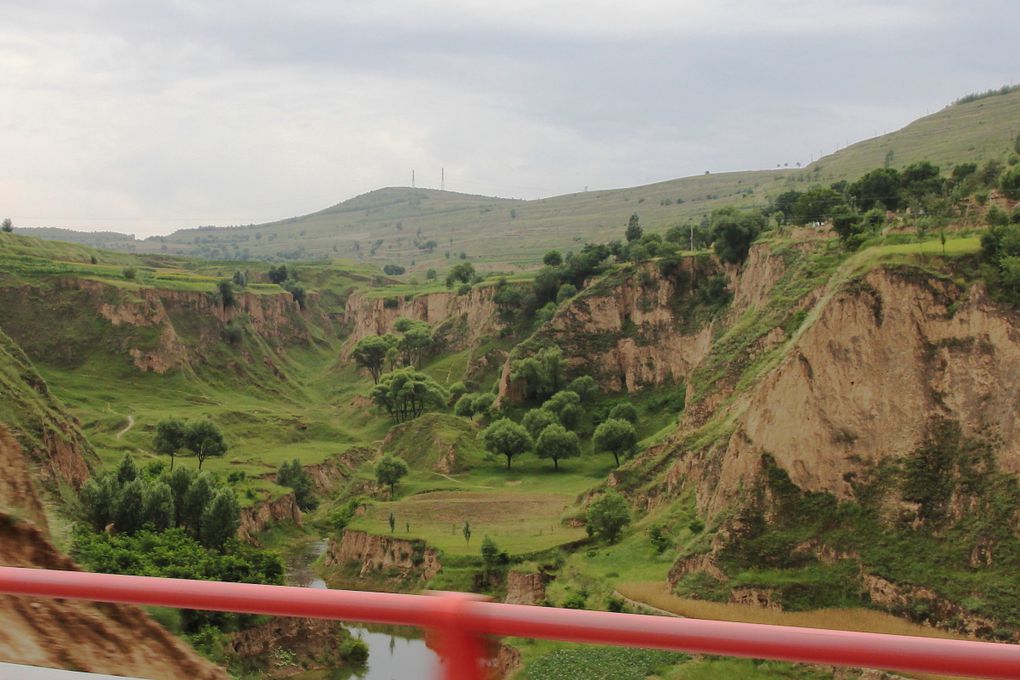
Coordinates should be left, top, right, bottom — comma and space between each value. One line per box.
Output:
115, 415, 135, 440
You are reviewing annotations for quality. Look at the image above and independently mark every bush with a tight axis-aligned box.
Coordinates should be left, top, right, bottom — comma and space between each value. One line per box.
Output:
1000, 166, 1020, 200
122, 267, 137, 280
339, 637, 369, 665
586, 492, 630, 543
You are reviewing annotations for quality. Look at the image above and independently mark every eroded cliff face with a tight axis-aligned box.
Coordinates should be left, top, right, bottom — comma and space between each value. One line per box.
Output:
342, 284, 502, 356
237, 492, 302, 543
0, 278, 322, 375
682, 270, 1020, 516
503, 570, 547, 606
497, 259, 730, 402
0, 514, 227, 679
226, 617, 356, 676
0, 329, 93, 490
325, 529, 441, 580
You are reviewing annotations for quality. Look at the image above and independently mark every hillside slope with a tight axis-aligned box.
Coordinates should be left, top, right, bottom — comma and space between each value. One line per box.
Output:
0, 340, 227, 678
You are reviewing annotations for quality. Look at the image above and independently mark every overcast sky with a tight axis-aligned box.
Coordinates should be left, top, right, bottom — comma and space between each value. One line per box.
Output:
1, 1, 1018, 237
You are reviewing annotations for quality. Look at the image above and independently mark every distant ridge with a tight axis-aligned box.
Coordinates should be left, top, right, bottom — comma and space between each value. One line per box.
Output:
20, 84, 1020, 268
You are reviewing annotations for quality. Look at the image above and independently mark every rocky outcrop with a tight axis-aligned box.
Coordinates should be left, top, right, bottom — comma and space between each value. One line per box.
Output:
666, 552, 728, 589
0, 514, 227, 679
729, 587, 781, 610
226, 617, 357, 675
498, 260, 721, 399
863, 573, 1012, 640
0, 278, 319, 376
659, 267, 1020, 517
325, 529, 441, 580
504, 571, 547, 606
490, 643, 522, 679
237, 492, 302, 543
0, 426, 48, 529
341, 284, 502, 355
0, 328, 94, 490
302, 447, 375, 493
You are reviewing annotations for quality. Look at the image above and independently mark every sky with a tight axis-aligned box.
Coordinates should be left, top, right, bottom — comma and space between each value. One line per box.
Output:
1, 0, 1018, 237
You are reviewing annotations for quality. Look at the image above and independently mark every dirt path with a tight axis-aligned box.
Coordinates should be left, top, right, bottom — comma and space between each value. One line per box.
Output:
115, 414, 135, 440
612, 590, 683, 618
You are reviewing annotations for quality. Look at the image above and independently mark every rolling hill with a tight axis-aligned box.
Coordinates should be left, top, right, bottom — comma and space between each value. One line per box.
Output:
17, 86, 1020, 273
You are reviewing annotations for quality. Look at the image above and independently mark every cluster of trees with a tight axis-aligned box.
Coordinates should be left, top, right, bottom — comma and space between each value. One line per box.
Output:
492, 243, 613, 329
769, 158, 1020, 249
453, 391, 496, 419
153, 418, 227, 470
266, 263, 306, 308
78, 455, 241, 551
1, 217, 12, 232
980, 218, 1020, 303
383, 264, 406, 276
277, 459, 316, 510
369, 368, 448, 423
352, 317, 436, 382
446, 262, 477, 289
72, 527, 282, 633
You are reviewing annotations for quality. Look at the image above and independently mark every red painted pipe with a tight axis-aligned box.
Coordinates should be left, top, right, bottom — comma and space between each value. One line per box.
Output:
1, 567, 1019, 679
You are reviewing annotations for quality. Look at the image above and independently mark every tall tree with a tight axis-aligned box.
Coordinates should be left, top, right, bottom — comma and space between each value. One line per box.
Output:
201, 488, 240, 550
182, 473, 215, 537
481, 418, 533, 469
352, 335, 393, 383
593, 418, 638, 466
143, 482, 175, 531
375, 455, 410, 497
625, 213, 643, 242
277, 459, 317, 511
536, 423, 580, 471
166, 466, 195, 527
153, 418, 187, 470
185, 420, 227, 470
586, 492, 631, 543
1, 218, 12, 233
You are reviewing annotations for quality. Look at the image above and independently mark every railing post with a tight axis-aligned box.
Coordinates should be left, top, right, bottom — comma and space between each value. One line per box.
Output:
431, 591, 489, 680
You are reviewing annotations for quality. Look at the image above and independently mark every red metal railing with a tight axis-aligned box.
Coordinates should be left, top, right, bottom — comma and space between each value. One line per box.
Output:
2, 567, 1019, 679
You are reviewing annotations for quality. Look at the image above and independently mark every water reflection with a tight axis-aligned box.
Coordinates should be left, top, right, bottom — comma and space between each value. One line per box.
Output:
288, 539, 440, 680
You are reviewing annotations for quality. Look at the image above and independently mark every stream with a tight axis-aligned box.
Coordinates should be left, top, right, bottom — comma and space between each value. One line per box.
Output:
287, 539, 440, 680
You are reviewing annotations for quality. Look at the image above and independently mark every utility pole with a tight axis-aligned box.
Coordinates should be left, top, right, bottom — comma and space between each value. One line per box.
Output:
689, 222, 694, 252
441, 168, 445, 191
412, 169, 415, 188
